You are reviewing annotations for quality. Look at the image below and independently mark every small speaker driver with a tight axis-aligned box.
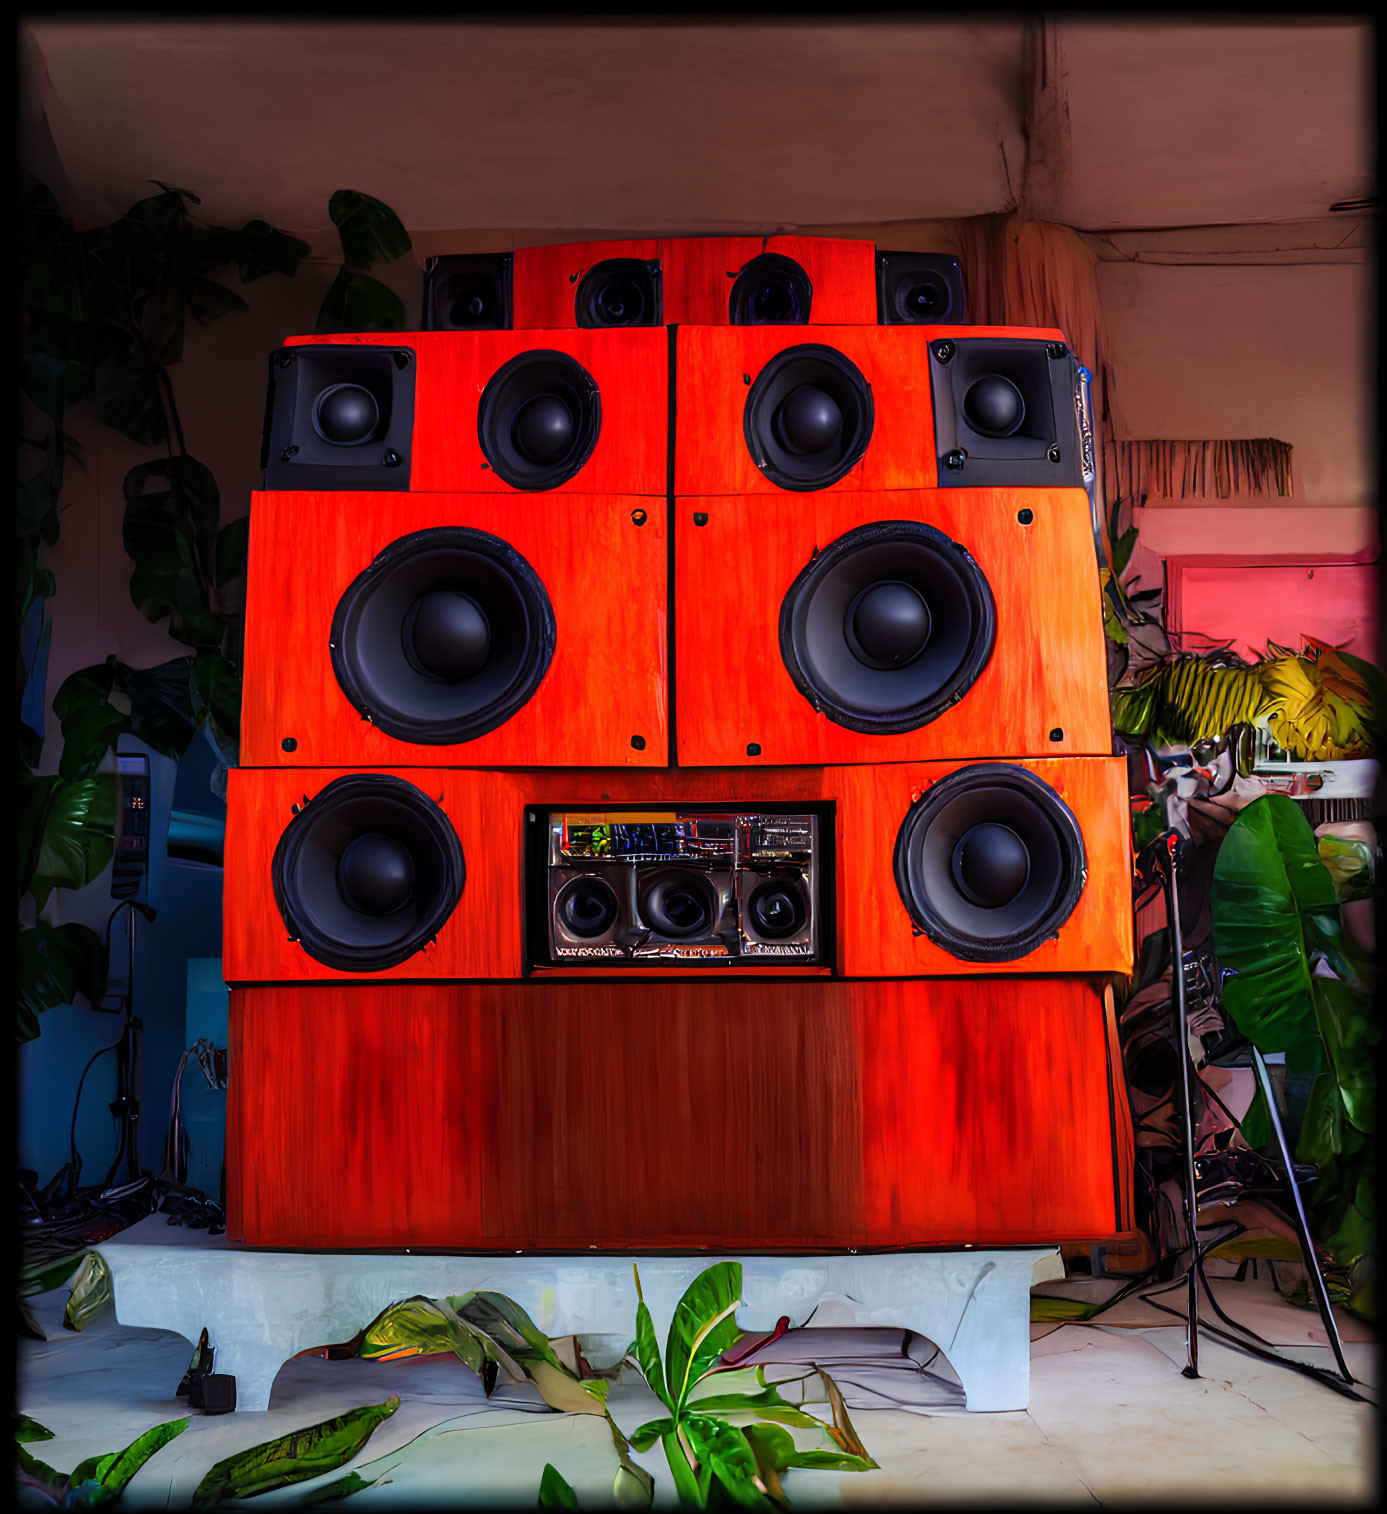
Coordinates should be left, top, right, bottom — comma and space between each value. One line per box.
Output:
574, 258, 662, 327
893, 764, 1086, 962
640, 869, 718, 939
729, 253, 813, 325
271, 774, 465, 973
477, 351, 601, 490
743, 345, 874, 492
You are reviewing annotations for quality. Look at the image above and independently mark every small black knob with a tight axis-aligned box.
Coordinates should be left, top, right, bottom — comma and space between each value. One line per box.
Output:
631, 508, 647, 526
1017, 508, 1034, 525
281, 737, 297, 752
382, 449, 403, 467
1049, 727, 1065, 742
746, 742, 761, 756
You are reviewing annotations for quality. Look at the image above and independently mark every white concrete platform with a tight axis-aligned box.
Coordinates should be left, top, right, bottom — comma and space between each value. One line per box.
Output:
94, 1218, 1063, 1413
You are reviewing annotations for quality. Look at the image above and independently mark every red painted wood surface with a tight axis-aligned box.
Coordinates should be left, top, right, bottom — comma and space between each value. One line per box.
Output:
227, 977, 1127, 1250
280, 329, 667, 495
660, 236, 878, 326
674, 324, 1068, 497
239, 492, 668, 770
224, 759, 1131, 984
673, 488, 1111, 766
512, 240, 662, 329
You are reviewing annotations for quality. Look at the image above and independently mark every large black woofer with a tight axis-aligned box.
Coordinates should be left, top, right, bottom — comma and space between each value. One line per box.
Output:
729, 253, 813, 325
330, 527, 556, 745
744, 345, 874, 492
779, 520, 995, 733
575, 258, 662, 327
639, 868, 718, 939
893, 764, 1087, 962
271, 774, 465, 973
476, 351, 601, 490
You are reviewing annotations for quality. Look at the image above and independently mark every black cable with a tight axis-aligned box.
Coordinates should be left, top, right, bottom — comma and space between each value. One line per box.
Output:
68, 1039, 123, 1187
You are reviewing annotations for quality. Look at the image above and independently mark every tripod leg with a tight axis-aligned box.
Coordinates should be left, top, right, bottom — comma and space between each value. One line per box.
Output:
1249, 1047, 1355, 1384
1163, 863, 1200, 1378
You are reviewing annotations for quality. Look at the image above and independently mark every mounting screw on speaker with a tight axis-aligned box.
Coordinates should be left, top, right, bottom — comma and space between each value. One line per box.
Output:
1047, 343, 1068, 359
631, 508, 647, 526
694, 512, 709, 527
276, 353, 293, 368
1047, 445, 1062, 463
747, 743, 762, 756
933, 341, 956, 363
383, 449, 402, 467
280, 445, 298, 461
944, 450, 966, 471
281, 738, 297, 752
1017, 508, 1034, 525
631, 735, 646, 750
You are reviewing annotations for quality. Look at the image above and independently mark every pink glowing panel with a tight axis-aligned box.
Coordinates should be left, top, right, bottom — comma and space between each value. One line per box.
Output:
1167, 562, 1377, 662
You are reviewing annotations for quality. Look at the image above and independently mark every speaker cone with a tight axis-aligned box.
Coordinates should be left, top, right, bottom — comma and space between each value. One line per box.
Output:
729, 253, 813, 325
271, 774, 465, 972
331, 527, 556, 745
314, 383, 381, 445
779, 520, 995, 733
422, 253, 513, 332
876, 252, 968, 325
747, 878, 806, 940
640, 869, 718, 938
477, 351, 601, 490
893, 764, 1087, 962
556, 875, 620, 939
744, 345, 874, 491
575, 259, 661, 327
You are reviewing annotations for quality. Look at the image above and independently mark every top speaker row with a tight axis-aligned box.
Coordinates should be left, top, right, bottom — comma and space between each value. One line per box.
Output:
425, 236, 966, 329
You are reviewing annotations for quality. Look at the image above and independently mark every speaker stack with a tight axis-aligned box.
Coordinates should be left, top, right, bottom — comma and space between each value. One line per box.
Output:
226, 234, 1134, 1255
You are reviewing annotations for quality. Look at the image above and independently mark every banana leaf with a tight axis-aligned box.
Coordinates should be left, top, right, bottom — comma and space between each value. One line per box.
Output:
539, 1463, 579, 1509
63, 1251, 112, 1332
191, 1397, 398, 1506
681, 1413, 770, 1509
664, 1261, 744, 1411
69, 1417, 189, 1503
16, 1415, 55, 1443
631, 1264, 670, 1410
1210, 796, 1345, 1057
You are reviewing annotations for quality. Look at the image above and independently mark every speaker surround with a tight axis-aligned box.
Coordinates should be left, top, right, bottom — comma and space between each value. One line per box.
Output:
729, 253, 813, 325
271, 774, 465, 972
330, 527, 556, 746
575, 258, 662, 327
876, 251, 969, 325
263, 346, 415, 491
422, 253, 514, 331
893, 764, 1087, 962
779, 520, 996, 735
476, 351, 602, 490
743, 345, 875, 491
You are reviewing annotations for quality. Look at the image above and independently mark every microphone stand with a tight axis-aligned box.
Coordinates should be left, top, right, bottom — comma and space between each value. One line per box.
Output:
101, 899, 158, 1190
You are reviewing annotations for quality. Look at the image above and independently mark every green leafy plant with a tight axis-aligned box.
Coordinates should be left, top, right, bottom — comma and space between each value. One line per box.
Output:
621, 1261, 876, 1508
1100, 493, 1167, 686
15, 1413, 187, 1508
314, 190, 413, 334
1210, 795, 1376, 1277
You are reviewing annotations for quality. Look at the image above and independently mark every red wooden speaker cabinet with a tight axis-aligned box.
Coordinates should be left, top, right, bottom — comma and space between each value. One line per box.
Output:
267, 329, 667, 495
240, 491, 667, 770
226, 976, 1133, 1251
223, 758, 1131, 986
673, 488, 1109, 767
511, 235, 877, 330
674, 324, 1086, 496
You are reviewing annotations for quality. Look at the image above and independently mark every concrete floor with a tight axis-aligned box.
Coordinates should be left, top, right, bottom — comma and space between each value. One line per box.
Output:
17, 1263, 1377, 1508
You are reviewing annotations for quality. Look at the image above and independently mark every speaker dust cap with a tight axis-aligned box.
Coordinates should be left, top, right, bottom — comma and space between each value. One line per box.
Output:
272, 774, 465, 972
477, 350, 601, 490
893, 763, 1087, 962
779, 520, 995, 733
744, 344, 874, 492
330, 527, 556, 745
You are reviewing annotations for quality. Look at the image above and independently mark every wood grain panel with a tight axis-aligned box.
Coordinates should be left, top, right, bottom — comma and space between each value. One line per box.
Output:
280, 329, 667, 495
661, 236, 877, 326
835, 758, 1133, 978
240, 492, 668, 769
674, 324, 1069, 496
225, 761, 1131, 984
512, 240, 662, 329
228, 977, 1124, 1251
674, 488, 1110, 765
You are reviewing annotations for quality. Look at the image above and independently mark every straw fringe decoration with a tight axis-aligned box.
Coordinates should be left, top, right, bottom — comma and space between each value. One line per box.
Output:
1107, 438, 1295, 502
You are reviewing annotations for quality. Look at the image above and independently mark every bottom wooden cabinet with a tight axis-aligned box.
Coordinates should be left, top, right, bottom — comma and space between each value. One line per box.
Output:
227, 977, 1133, 1252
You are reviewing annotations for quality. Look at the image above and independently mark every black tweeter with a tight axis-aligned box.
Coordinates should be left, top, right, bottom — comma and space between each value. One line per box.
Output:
423, 253, 514, 331
729, 253, 813, 325
575, 259, 662, 327
876, 251, 969, 325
